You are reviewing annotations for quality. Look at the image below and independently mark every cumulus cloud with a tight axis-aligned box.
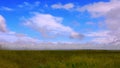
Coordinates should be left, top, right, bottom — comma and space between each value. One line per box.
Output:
0, 15, 8, 32
0, 32, 40, 43
86, 30, 120, 45
0, 14, 84, 50
78, 0, 120, 17
79, 0, 120, 44
51, 3, 74, 10
23, 13, 84, 39
0, 15, 119, 50
0, 32, 41, 50
85, 31, 115, 44
86, 31, 110, 37
0, 15, 41, 49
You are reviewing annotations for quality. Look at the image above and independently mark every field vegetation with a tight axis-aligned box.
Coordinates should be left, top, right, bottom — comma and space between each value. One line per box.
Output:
0, 50, 120, 68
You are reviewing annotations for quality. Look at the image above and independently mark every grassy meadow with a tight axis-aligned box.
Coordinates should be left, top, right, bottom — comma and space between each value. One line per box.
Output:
0, 50, 120, 68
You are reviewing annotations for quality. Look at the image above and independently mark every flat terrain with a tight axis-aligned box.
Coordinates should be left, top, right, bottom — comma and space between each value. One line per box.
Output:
0, 50, 120, 68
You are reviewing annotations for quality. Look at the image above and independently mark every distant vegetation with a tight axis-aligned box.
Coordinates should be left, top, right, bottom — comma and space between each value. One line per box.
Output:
0, 50, 120, 68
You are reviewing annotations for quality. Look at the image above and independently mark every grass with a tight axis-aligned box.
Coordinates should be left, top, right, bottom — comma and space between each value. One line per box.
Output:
0, 50, 120, 68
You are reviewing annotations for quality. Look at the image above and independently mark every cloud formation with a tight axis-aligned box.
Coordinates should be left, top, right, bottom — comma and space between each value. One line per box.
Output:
0, 15, 41, 49
0, 0, 120, 50
23, 13, 84, 39
80, 0, 120, 44
18, 1, 40, 10
51, 3, 74, 10
0, 15, 119, 50
0, 6, 13, 11
0, 15, 8, 32
86, 31, 115, 44
78, 0, 120, 17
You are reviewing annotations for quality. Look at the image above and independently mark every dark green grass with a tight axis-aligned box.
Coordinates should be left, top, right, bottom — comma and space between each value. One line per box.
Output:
0, 50, 120, 68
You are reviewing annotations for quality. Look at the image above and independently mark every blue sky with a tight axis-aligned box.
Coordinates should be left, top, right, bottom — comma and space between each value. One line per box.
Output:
0, 0, 120, 45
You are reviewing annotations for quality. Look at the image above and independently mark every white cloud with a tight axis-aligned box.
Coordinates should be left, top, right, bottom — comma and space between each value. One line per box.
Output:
105, 7, 120, 31
78, 0, 120, 17
86, 30, 120, 45
0, 15, 119, 50
23, 12, 84, 39
0, 32, 41, 50
0, 15, 41, 49
85, 31, 116, 44
0, 32, 40, 43
0, 15, 8, 32
51, 3, 74, 10
0, 6, 13, 11
86, 31, 110, 37
79, 0, 120, 44
18, 1, 40, 9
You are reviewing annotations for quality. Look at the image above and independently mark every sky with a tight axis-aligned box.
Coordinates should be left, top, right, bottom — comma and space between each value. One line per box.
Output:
0, 0, 120, 50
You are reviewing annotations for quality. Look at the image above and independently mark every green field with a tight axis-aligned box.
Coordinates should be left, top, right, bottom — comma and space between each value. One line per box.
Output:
0, 50, 120, 68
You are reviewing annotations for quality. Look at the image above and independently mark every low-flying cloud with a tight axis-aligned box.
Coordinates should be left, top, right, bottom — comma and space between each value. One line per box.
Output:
23, 13, 84, 40
51, 3, 74, 10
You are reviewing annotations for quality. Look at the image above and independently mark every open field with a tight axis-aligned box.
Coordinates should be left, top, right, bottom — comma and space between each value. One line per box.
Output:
0, 50, 120, 68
